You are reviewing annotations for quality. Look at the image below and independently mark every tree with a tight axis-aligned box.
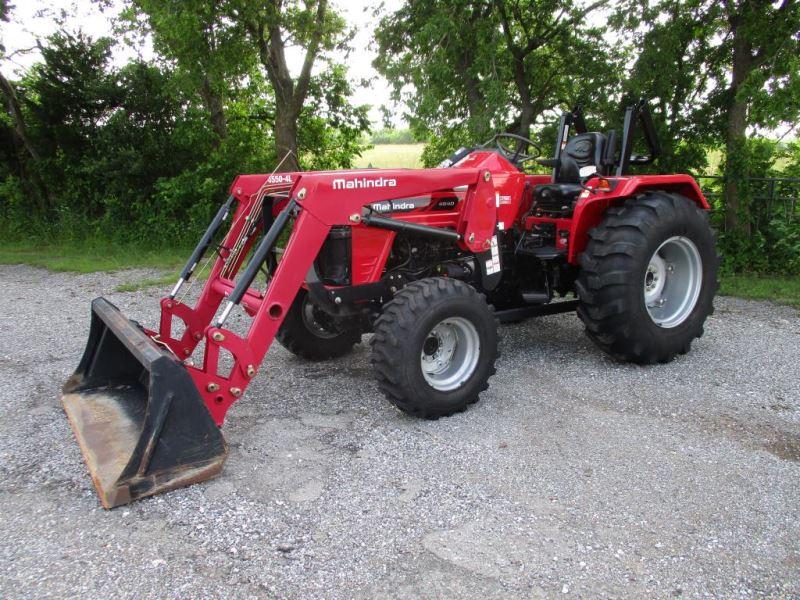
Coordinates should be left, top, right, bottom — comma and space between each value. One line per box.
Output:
234, 0, 351, 171
375, 0, 619, 165
27, 33, 118, 159
374, 0, 503, 157
716, 0, 800, 234
617, 0, 800, 232
129, 0, 362, 172
124, 0, 255, 145
0, 0, 50, 212
612, 0, 723, 174
494, 0, 613, 147
11, 31, 220, 231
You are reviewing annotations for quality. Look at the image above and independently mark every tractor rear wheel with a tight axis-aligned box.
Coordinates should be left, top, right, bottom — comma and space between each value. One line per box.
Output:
576, 191, 718, 364
371, 278, 498, 418
277, 289, 361, 360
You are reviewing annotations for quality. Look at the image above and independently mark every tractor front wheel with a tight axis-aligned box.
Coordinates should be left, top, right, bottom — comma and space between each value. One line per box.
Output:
576, 191, 718, 364
371, 278, 498, 418
277, 289, 361, 360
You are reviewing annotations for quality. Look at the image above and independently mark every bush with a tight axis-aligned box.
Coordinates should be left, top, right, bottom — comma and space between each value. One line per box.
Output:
712, 138, 800, 276
0, 33, 368, 250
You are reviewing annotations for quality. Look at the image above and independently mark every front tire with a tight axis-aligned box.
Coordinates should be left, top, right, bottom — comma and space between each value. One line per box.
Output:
371, 278, 498, 418
576, 191, 718, 364
277, 289, 361, 360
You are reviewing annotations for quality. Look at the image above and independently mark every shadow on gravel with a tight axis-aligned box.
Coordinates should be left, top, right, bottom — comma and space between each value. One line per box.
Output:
697, 413, 800, 462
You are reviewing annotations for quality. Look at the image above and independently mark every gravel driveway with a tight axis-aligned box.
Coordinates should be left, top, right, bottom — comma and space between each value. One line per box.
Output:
0, 264, 798, 599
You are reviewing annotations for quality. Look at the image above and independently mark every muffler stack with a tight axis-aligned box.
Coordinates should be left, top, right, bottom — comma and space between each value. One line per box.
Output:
62, 298, 227, 508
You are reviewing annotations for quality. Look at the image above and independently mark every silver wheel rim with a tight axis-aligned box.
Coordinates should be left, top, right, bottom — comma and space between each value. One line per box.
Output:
420, 317, 480, 391
644, 236, 703, 328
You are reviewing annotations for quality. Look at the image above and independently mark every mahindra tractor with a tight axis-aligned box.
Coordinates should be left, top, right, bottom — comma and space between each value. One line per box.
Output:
62, 100, 718, 508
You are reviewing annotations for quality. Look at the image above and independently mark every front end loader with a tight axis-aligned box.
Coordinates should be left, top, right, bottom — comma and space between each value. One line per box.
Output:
62, 100, 719, 508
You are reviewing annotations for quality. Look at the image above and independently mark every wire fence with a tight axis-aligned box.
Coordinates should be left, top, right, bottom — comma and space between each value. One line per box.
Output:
695, 175, 800, 231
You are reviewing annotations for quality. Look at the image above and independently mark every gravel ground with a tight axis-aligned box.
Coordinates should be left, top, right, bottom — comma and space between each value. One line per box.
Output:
0, 263, 798, 599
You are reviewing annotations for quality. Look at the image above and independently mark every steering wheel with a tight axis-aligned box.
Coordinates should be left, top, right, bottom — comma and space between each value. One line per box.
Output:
483, 132, 544, 165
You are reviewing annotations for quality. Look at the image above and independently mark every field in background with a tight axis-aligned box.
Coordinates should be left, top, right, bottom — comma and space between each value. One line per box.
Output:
357, 144, 769, 175
354, 143, 425, 169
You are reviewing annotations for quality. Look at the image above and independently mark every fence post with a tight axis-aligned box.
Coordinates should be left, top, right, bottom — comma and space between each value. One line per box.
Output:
769, 179, 776, 222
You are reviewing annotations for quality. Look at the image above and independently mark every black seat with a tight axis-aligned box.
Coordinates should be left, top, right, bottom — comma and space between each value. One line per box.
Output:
533, 132, 607, 216
532, 182, 585, 212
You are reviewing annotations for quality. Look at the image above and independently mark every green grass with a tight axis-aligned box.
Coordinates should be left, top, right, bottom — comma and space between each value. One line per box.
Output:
0, 241, 186, 273
114, 274, 180, 293
720, 274, 800, 308
354, 143, 426, 169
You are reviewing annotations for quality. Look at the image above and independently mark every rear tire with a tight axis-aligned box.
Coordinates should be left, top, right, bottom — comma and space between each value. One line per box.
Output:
277, 289, 361, 360
371, 278, 498, 418
576, 191, 718, 364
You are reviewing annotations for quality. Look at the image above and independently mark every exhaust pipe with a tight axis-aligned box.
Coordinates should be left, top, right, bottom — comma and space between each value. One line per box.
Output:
62, 298, 227, 508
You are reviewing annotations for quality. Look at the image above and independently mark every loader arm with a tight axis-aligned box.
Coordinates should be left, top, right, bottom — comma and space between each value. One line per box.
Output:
156, 167, 499, 424
62, 166, 501, 508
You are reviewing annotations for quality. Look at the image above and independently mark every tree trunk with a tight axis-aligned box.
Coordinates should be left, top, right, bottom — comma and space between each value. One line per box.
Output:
458, 51, 488, 139
0, 69, 51, 212
0, 70, 40, 161
495, 1, 536, 150
199, 76, 228, 144
723, 100, 749, 234
248, 0, 328, 173
274, 106, 300, 172
457, 3, 490, 140
723, 19, 754, 235
517, 101, 534, 141
510, 57, 536, 151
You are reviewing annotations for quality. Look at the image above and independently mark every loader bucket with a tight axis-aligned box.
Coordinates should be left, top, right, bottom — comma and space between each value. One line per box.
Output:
62, 298, 227, 508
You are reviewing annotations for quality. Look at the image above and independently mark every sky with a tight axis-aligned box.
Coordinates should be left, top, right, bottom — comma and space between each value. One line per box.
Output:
0, 0, 405, 127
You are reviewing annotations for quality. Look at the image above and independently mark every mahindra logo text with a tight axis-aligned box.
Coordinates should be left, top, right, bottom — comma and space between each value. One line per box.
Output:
332, 177, 398, 191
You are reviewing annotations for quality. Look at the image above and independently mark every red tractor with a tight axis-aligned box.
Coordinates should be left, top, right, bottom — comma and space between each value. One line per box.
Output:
62, 101, 718, 507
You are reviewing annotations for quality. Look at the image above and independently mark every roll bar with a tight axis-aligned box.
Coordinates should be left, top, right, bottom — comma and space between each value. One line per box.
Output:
616, 99, 661, 176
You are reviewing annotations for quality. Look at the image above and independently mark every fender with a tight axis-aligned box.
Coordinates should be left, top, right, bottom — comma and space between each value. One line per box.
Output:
567, 174, 710, 264
610, 174, 709, 209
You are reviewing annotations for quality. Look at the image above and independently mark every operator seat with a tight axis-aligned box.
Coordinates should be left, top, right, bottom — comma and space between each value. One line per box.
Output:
533, 132, 607, 216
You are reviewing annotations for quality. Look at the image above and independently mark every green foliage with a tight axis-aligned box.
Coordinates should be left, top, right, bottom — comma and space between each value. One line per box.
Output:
0, 32, 222, 243
709, 138, 800, 275
0, 8, 368, 247
123, 0, 255, 142
299, 64, 371, 170
375, 0, 622, 168
782, 142, 800, 180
